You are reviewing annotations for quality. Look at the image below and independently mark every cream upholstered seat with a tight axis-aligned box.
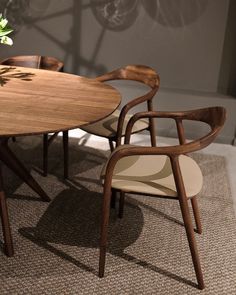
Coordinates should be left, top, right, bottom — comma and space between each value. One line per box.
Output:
83, 110, 149, 138
98, 107, 226, 290
81, 65, 160, 151
101, 148, 203, 198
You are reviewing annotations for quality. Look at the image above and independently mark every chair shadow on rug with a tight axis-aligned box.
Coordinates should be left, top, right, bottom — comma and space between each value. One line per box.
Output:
18, 186, 196, 288
10, 137, 199, 288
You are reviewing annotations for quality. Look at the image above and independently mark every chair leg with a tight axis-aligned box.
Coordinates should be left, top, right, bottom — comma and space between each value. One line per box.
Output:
43, 134, 48, 177
191, 196, 202, 234
0, 167, 14, 256
147, 100, 156, 147
63, 131, 69, 179
149, 117, 156, 147
118, 191, 125, 218
99, 188, 112, 277
110, 188, 116, 209
171, 157, 204, 289
179, 197, 204, 289
108, 139, 114, 152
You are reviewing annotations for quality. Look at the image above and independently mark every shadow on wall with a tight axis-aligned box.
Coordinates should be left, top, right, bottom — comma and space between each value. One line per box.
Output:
142, 0, 208, 27
0, 0, 107, 76
0, 0, 50, 32
91, 0, 139, 31
1, 0, 209, 78
91, 0, 208, 30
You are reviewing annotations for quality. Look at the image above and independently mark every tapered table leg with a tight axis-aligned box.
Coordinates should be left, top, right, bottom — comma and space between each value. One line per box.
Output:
43, 134, 48, 177
63, 131, 69, 179
0, 164, 14, 256
0, 138, 50, 202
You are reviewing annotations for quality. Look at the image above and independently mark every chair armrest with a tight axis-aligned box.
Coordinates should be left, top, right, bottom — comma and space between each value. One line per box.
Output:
116, 89, 158, 145
124, 107, 226, 145
124, 110, 188, 145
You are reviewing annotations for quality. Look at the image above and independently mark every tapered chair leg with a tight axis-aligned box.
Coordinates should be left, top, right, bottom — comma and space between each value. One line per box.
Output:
191, 196, 202, 234
118, 191, 125, 218
149, 117, 156, 147
171, 157, 204, 290
63, 131, 69, 179
43, 134, 48, 177
110, 188, 116, 209
147, 100, 156, 147
99, 188, 112, 278
0, 167, 14, 256
108, 139, 114, 152
179, 197, 204, 289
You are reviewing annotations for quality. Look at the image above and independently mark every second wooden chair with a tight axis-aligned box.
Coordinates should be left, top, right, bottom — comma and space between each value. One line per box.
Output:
99, 106, 226, 289
81, 64, 160, 151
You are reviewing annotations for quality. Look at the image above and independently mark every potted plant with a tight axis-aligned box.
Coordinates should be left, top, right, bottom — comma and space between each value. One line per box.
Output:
0, 13, 13, 46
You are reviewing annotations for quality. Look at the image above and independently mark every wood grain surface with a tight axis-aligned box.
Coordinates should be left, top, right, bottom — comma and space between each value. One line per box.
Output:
0, 66, 121, 137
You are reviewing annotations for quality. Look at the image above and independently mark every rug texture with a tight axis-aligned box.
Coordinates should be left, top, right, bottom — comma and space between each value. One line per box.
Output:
0, 136, 236, 294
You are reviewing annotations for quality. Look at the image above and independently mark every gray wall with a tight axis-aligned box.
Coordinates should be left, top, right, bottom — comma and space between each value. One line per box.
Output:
1, 0, 235, 143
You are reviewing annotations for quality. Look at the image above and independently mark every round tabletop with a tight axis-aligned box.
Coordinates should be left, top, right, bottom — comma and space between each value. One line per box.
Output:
0, 65, 121, 137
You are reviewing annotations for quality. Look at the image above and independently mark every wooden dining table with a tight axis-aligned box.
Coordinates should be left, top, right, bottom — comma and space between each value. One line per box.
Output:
0, 65, 121, 257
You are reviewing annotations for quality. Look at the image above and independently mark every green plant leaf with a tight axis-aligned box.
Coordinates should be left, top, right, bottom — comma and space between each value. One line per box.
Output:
0, 28, 13, 37
0, 13, 13, 46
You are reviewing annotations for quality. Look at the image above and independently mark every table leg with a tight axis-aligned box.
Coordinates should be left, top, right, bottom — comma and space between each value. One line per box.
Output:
0, 164, 14, 256
0, 138, 50, 202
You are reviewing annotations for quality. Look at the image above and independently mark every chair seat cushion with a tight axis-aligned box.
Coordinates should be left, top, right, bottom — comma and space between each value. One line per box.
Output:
81, 110, 149, 138
101, 147, 203, 198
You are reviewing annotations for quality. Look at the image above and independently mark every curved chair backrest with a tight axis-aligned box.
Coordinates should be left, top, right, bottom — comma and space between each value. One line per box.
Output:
0, 55, 64, 72
96, 64, 159, 91
179, 106, 226, 151
95, 65, 160, 147
181, 106, 226, 132
124, 106, 226, 154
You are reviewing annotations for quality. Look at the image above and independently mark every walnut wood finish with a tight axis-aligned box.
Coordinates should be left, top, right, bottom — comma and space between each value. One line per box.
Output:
0, 65, 121, 256
0, 65, 121, 136
99, 106, 226, 290
0, 55, 64, 72
82, 64, 160, 149
0, 56, 64, 177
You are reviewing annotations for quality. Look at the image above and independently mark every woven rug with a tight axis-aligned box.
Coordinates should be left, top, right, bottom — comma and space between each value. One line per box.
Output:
0, 136, 236, 294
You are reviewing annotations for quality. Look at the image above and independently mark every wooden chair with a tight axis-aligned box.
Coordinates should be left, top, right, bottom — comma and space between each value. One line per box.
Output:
81, 65, 160, 151
0, 55, 68, 178
99, 106, 226, 289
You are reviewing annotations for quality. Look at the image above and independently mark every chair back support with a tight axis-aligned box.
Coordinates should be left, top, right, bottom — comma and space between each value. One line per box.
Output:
124, 106, 226, 154
95, 65, 160, 147
183, 107, 226, 131
0, 55, 64, 72
96, 64, 159, 90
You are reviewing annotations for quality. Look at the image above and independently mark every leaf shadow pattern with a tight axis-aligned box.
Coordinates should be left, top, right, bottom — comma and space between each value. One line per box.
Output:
0, 66, 35, 86
91, 0, 139, 31
142, 0, 208, 27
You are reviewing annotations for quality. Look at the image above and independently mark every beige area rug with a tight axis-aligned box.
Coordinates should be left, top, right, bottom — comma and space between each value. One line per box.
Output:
0, 136, 236, 294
